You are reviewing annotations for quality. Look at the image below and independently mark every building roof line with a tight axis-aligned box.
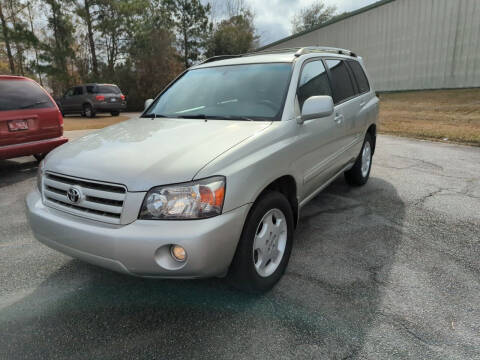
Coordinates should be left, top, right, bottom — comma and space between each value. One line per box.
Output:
256, 0, 397, 51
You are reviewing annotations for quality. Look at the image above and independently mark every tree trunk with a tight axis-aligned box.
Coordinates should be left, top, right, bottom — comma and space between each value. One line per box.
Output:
27, 2, 42, 85
8, 0, 24, 75
83, 0, 98, 76
0, 2, 15, 73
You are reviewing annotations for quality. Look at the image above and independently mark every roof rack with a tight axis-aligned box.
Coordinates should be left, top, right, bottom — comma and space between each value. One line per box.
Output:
201, 55, 243, 64
199, 46, 357, 65
294, 46, 357, 57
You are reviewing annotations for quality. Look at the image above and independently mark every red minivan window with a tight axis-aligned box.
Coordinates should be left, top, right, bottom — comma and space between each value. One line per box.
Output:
0, 80, 55, 111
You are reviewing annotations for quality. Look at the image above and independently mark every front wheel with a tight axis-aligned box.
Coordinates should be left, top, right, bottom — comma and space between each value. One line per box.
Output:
228, 191, 294, 293
344, 132, 373, 186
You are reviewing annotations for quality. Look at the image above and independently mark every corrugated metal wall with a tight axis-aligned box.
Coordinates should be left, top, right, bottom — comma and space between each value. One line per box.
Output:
263, 0, 480, 91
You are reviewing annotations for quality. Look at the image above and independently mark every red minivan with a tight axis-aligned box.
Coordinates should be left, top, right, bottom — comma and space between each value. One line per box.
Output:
0, 76, 67, 161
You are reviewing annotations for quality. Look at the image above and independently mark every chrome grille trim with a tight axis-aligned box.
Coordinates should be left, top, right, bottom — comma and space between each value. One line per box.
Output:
43, 172, 127, 224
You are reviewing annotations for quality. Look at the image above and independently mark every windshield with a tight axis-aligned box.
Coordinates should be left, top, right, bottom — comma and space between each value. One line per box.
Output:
144, 63, 292, 121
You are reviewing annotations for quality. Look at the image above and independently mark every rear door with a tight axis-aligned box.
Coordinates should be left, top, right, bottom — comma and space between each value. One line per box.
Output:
0, 78, 62, 147
346, 59, 373, 137
325, 58, 360, 166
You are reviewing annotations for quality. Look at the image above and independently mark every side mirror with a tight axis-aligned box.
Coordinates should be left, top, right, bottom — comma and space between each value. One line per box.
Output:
144, 98, 154, 110
298, 96, 334, 124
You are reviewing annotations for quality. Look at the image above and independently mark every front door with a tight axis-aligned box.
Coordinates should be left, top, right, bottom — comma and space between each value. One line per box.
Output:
61, 88, 74, 112
294, 59, 346, 201
71, 86, 85, 112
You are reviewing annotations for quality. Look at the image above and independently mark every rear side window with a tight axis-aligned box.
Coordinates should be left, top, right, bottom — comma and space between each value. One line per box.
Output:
73, 86, 84, 96
348, 60, 370, 94
325, 59, 356, 104
0, 79, 54, 111
297, 60, 332, 109
86, 85, 95, 94
96, 85, 121, 94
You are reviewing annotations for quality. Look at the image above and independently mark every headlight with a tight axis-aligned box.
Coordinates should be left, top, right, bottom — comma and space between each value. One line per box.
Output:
139, 176, 225, 220
37, 160, 44, 193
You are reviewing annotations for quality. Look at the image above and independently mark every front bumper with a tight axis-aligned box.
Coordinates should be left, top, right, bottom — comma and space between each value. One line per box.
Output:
26, 190, 250, 278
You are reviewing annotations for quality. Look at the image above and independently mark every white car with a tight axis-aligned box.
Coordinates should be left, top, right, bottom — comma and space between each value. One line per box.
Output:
27, 47, 379, 292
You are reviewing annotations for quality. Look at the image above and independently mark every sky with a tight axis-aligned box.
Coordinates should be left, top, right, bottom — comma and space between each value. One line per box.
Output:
239, 0, 379, 46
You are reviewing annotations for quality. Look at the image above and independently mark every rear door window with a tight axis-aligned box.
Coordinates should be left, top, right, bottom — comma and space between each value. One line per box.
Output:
0, 79, 54, 111
325, 59, 356, 104
348, 60, 370, 94
97, 85, 121, 94
86, 85, 95, 94
297, 60, 332, 109
73, 86, 84, 96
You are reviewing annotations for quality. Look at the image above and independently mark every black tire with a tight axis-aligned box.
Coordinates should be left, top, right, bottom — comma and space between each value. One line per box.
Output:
344, 132, 373, 186
228, 191, 294, 293
34, 153, 45, 162
83, 104, 96, 118
111, 111, 120, 116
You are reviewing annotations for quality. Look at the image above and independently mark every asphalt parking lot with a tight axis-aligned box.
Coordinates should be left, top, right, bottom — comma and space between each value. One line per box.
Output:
1, 133, 479, 359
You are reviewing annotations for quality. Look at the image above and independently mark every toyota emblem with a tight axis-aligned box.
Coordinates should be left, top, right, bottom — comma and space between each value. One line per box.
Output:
67, 187, 81, 203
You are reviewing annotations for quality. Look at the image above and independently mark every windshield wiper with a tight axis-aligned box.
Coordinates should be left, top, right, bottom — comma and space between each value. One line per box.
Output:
176, 114, 208, 119
141, 113, 167, 118
223, 116, 255, 121
20, 101, 49, 109
176, 114, 257, 121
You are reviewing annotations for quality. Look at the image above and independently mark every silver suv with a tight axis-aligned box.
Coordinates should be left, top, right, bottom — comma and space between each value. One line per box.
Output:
58, 83, 127, 117
27, 47, 378, 292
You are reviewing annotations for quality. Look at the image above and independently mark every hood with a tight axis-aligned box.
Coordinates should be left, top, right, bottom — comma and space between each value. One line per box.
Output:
46, 117, 272, 191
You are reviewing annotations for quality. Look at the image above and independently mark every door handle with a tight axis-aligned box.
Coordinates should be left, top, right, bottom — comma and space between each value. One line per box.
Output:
359, 101, 366, 107
334, 113, 344, 124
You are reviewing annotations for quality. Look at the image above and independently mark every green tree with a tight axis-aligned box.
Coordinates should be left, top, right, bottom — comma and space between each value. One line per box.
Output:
123, 0, 182, 108
0, 0, 15, 73
291, 0, 336, 34
168, 0, 210, 68
0, 0, 39, 75
40, 0, 75, 92
206, 10, 257, 57
76, 0, 99, 76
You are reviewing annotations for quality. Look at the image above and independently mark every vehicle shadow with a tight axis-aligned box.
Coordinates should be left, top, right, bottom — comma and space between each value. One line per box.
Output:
0, 158, 38, 188
0, 176, 405, 359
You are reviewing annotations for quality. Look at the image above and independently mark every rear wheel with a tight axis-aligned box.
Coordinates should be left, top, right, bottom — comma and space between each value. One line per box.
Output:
83, 104, 96, 118
344, 132, 373, 186
34, 153, 45, 162
228, 191, 294, 293
111, 111, 120, 116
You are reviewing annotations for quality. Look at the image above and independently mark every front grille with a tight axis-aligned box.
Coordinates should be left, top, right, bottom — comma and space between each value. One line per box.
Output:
43, 172, 127, 224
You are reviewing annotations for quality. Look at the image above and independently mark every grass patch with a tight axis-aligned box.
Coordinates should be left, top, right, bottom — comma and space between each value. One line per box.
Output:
63, 114, 130, 131
379, 88, 480, 146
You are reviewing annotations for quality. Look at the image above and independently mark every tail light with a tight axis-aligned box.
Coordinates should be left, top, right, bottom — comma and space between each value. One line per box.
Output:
96, 95, 105, 101
58, 110, 64, 133
120, 94, 126, 101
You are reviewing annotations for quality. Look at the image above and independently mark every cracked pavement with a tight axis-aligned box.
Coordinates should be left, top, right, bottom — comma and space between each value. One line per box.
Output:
1, 134, 479, 359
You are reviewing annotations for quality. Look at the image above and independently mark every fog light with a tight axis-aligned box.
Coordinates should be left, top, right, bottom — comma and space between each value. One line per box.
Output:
171, 245, 186, 262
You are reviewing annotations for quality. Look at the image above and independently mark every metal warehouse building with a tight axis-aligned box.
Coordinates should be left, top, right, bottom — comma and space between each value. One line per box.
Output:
258, 0, 480, 92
